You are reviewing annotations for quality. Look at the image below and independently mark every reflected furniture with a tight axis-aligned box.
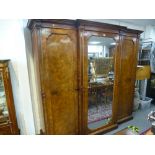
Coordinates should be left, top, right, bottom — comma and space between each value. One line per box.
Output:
88, 81, 113, 106
28, 19, 142, 135
0, 60, 19, 135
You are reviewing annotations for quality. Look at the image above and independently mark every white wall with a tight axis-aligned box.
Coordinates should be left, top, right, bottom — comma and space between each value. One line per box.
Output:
24, 23, 45, 134
0, 20, 35, 134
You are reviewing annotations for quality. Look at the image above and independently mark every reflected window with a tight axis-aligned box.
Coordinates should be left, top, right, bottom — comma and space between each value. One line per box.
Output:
88, 45, 103, 58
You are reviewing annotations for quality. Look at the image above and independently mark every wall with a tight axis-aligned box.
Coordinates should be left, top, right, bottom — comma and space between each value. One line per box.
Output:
24, 23, 45, 134
0, 20, 35, 134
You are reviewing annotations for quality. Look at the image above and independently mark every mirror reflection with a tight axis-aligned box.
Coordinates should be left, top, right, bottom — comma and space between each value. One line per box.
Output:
0, 73, 9, 123
87, 36, 116, 129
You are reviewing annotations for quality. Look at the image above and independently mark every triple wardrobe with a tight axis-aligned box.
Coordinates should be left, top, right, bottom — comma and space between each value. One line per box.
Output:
28, 19, 142, 135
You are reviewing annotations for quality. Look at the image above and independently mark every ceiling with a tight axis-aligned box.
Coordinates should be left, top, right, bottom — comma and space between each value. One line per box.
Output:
90, 19, 155, 31
116, 19, 155, 26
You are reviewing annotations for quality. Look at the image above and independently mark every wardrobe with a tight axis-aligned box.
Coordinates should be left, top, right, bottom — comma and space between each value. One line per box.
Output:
28, 19, 142, 135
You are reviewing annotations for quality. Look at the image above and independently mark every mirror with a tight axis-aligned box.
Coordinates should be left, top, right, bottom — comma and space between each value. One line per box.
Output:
0, 72, 9, 123
87, 36, 116, 129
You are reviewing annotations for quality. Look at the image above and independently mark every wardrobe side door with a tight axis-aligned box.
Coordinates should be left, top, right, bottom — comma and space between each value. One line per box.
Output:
41, 28, 78, 134
118, 36, 138, 121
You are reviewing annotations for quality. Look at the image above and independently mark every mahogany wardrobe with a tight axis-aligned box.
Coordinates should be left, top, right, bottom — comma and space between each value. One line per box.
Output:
28, 19, 142, 135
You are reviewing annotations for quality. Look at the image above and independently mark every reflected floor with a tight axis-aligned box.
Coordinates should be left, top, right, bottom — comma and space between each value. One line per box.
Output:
88, 118, 110, 129
88, 101, 112, 129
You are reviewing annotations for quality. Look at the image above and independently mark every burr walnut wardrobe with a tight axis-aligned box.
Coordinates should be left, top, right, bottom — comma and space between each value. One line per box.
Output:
28, 19, 142, 135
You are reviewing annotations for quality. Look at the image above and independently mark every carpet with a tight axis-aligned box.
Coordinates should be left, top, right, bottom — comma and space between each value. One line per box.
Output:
88, 103, 112, 124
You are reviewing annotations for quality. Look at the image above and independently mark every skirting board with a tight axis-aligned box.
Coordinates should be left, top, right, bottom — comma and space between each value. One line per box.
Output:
89, 124, 118, 135
117, 115, 133, 124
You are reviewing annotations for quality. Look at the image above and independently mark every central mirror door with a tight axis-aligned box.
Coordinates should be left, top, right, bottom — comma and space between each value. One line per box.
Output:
87, 36, 116, 130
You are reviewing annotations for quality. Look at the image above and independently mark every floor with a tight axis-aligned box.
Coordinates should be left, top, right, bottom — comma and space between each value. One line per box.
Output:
104, 103, 155, 135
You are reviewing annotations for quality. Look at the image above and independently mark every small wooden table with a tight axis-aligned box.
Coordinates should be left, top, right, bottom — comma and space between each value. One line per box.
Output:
143, 129, 153, 135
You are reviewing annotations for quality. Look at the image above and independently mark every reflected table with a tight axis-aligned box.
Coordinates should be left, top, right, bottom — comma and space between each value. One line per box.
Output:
88, 81, 113, 106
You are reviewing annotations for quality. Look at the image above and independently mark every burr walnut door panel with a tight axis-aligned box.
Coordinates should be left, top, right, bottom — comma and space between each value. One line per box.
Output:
118, 36, 138, 121
41, 28, 78, 134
